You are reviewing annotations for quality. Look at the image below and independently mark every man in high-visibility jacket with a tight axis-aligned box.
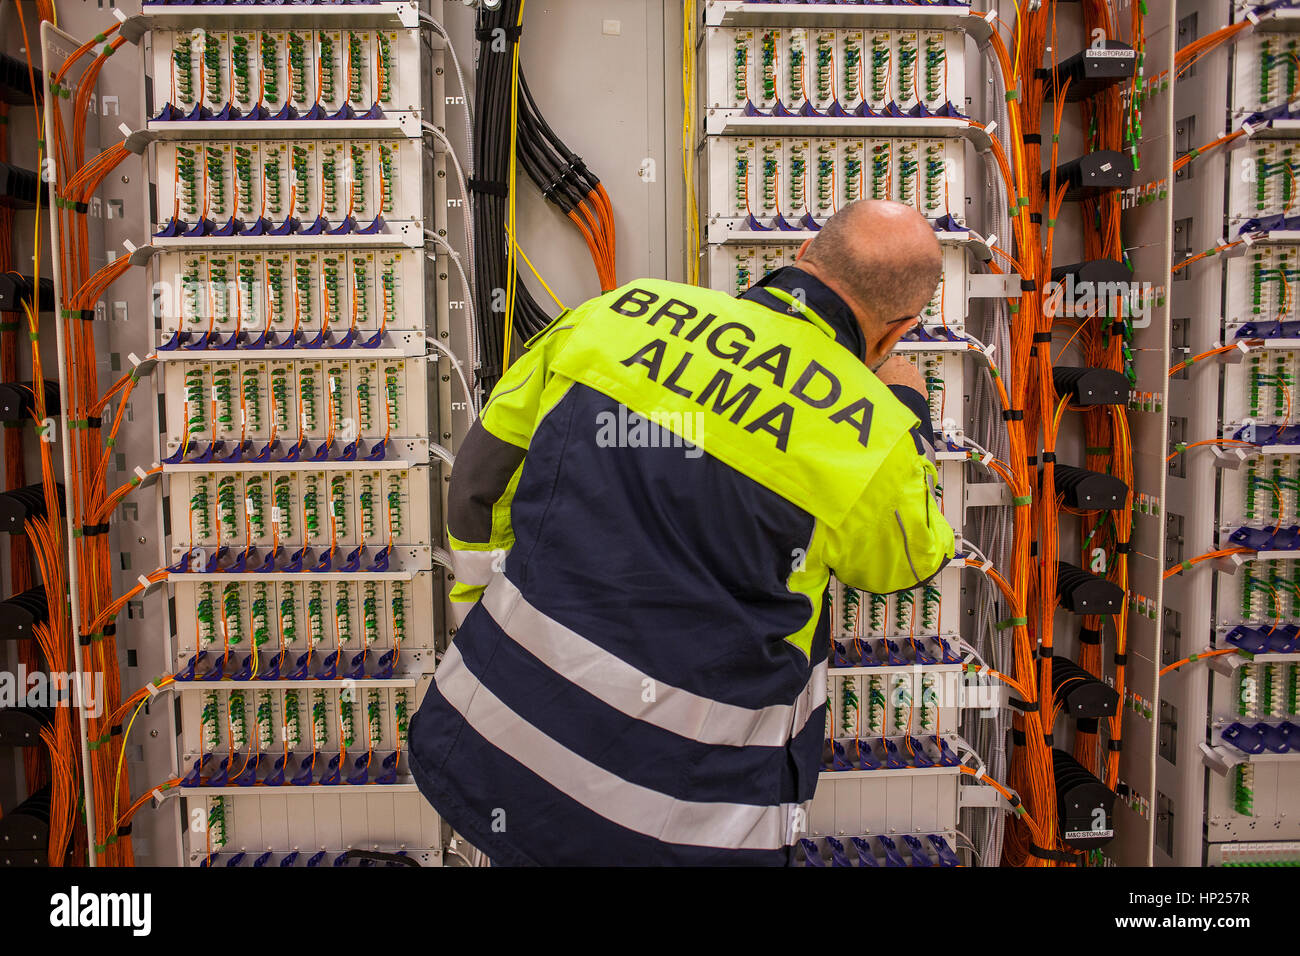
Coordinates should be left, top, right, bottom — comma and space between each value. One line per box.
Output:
409, 199, 956, 865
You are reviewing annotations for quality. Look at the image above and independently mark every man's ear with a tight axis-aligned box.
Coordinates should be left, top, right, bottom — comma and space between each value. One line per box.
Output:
876, 317, 918, 356
795, 237, 813, 260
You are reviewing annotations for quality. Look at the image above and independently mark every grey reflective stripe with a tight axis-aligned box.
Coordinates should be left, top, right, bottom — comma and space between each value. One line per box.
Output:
918, 432, 937, 465
451, 548, 502, 589
435, 642, 807, 851
482, 575, 827, 747
895, 509, 923, 585
479, 367, 536, 417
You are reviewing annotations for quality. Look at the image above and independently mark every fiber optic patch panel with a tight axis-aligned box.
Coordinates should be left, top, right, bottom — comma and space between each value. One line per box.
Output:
169, 574, 426, 665
1231, 28, 1300, 121
158, 357, 430, 448
1227, 142, 1300, 231
166, 467, 432, 549
152, 137, 420, 241
1219, 451, 1300, 528
1223, 347, 1299, 431
827, 668, 964, 738
1225, 245, 1300, 329
703, 25, 965, 117
147, 24, 421, 126
178, 684, 412, 780
702, 135, 964, 226
832, 565, 962, 643
152, 248, 421, 345
171, 577, 433, 675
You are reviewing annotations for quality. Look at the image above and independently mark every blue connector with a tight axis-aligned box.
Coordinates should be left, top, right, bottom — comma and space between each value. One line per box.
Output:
850, 836, 879, 867
825, 836, 852, 867
902, 834, 932, 866
798, 838, 825, 867
877, 835, 907, 867
928, 834, 961, 867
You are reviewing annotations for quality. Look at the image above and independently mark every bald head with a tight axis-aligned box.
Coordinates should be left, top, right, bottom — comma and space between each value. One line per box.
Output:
798, 200, 943, 333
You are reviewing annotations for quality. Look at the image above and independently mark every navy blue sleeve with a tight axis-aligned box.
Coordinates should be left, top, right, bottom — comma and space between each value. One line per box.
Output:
888, 384, 936, 455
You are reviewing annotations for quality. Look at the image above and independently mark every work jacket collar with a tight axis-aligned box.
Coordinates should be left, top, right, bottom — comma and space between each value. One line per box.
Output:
739, 266, 868, 362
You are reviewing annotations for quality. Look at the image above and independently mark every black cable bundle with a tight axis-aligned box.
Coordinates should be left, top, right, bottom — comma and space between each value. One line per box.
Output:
471, 0, 553, 393
516, 71, 618, 292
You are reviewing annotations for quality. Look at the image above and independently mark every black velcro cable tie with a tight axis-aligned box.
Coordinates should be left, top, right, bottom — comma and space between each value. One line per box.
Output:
1079, 626, 1101, 645
1108, 739, 1124, 752
103, 623, 116, 638
467, 178, 509, 198
1003, 409, 1024, 421
1009, 697, 1041, 713
1043, 733, 1054, 747
1029, 212, 1042, 224
86, 416, 102, 429
1115, 541, 1132, 554
1033, 331, 1053, 342
1114, 653, 1128, 666
79, 309, 95, 322
110, 724, 124, 737
1020, 279, 1037, 292
1027, 455, 1038, 466
1029, 843, 1079, 863
73, 200, 88, 214
79, 633, 95, 646
117, 824, 132, 838
1023, 133, 1043, 144
1008, 793, 1022, 808
1042, 452, 1057, 463
1038, 646, 1054, 659
1011, 728, 1026, 745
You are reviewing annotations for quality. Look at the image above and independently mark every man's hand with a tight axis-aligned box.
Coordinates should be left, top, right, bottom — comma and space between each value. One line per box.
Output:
874, 355, 926, 396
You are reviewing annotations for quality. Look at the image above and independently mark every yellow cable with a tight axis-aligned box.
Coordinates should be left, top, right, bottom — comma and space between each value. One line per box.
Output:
503, 0, 526, 372
112, 694, 149, 831
510, 235, 566, 311
682, 0, 699, 285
